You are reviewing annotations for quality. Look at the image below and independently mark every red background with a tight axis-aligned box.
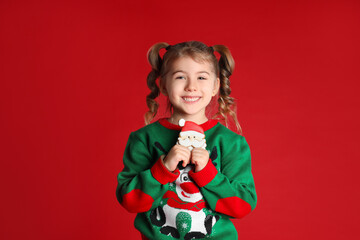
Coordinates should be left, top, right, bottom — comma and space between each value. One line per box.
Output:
1, 0, 359, 239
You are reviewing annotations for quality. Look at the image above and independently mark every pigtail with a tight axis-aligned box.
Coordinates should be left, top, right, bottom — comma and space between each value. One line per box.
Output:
144, 42, 170, 125
212, 45, 242, 134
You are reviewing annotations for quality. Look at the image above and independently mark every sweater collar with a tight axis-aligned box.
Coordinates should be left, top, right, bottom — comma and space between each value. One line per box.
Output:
158, 118, 218, 131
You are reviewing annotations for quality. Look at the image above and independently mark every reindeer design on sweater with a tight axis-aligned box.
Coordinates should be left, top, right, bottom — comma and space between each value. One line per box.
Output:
150, 119, 219, 239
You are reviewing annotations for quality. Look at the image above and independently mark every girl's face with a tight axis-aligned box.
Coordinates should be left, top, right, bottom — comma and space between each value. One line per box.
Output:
160, 56, 220, 123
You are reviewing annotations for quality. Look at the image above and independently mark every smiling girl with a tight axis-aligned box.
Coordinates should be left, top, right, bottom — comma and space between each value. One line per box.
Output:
116, 41, 257, 240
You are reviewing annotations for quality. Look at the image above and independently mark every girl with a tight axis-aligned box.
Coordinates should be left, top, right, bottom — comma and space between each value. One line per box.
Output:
116, 41, 257, 240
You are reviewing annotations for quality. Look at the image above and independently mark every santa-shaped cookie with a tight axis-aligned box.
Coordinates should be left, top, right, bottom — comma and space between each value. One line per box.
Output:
177, 118, 207, 151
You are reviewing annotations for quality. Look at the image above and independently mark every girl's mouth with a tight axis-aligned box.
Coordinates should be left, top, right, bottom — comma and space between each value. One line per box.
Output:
182, 97, 201, 102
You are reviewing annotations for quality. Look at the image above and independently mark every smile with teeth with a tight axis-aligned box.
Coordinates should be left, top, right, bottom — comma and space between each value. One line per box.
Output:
182, 96, 201, 102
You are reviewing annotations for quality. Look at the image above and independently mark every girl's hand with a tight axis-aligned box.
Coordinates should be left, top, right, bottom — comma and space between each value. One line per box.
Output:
162, 145, 191, 172
191, 148, 209, 172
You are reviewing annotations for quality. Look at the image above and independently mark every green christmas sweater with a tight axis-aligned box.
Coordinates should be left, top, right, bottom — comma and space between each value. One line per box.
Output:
116, 118, 257, 240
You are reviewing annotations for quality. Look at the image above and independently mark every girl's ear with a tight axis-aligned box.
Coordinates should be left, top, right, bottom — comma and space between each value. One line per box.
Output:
212, 77, 220, 96
159, 78, 168, 96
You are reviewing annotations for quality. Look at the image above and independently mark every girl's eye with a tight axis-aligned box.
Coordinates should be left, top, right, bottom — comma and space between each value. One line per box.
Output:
198, 76, 207, 80
176, 76, 185, 79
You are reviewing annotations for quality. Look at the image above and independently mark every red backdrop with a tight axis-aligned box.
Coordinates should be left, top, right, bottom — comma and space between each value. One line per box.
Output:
1, 0, 359, 239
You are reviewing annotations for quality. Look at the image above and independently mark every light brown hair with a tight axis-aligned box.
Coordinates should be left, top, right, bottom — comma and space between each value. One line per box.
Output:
145, 40, 242, 133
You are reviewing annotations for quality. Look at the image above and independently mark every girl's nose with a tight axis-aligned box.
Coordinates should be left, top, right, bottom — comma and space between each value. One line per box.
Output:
185, 78, 197, 92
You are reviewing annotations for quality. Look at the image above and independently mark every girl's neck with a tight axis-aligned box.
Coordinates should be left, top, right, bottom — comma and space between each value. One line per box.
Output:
168, 113, 208, 125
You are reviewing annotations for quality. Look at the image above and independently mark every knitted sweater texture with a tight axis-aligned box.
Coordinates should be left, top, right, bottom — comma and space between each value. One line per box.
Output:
116, 119, 257, 240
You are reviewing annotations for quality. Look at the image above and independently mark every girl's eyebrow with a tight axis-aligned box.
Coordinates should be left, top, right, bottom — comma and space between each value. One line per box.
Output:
172, 70, 210, 75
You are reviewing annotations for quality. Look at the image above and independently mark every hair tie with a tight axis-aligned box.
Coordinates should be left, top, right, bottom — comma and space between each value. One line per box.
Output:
165, 45, 172, 50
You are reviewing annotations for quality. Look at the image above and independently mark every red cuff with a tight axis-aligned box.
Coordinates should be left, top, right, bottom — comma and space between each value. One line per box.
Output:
151, 157, 180, 185
189, 160, 218, 187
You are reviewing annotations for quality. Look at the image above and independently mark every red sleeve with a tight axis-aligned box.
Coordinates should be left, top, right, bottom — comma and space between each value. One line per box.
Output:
188, 160, 218, 187
151, 157, 180, 185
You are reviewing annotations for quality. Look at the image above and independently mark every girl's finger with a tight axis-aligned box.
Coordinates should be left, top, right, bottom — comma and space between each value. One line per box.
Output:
182, 152, 191, 166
